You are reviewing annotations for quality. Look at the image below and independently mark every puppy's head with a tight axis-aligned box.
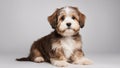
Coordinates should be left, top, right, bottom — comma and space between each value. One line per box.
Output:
48, 6, 85, 36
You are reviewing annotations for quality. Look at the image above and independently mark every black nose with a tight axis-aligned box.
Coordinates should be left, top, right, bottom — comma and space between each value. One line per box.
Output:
66, 23, 71, 27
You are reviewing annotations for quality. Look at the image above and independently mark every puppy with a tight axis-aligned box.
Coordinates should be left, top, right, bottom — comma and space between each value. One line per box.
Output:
16, 6, 92, 67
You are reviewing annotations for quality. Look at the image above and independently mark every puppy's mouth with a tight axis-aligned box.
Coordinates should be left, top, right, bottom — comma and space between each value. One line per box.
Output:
60, 28, 78, 33
63, 28, 73, 32
67, 27, 71, 29
67, 26, 80, 31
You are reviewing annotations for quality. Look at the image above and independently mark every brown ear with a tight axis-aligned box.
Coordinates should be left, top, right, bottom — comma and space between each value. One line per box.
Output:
79, 12, 86, 28
48, 9, 59, 29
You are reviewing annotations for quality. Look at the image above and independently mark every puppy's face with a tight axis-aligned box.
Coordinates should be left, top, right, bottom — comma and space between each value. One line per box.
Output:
48, 6, 85, 36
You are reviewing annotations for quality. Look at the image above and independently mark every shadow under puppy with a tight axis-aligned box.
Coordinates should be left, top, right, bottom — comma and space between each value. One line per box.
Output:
16, 6, 92, 67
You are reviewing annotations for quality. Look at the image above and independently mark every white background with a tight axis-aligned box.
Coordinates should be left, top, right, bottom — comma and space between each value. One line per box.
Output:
0, 0, 120, 68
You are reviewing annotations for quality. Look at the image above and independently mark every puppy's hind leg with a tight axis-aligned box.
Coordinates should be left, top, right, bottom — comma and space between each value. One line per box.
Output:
30, 48, 44, 63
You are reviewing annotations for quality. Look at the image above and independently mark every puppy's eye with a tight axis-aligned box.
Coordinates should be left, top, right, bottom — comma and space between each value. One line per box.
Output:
61, 16, 65, 21
72, 16, 76, 20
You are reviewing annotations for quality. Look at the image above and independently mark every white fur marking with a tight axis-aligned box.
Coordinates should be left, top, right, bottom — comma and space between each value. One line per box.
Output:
34, 57, 44, 63
64, 7, 71, 15
61, 37, 75, 58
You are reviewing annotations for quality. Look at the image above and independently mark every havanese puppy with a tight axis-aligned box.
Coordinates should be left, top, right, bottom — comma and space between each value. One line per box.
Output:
16, 6, 92, 67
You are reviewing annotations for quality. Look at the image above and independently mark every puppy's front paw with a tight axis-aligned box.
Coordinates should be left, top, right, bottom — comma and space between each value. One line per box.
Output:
51, 59, 69, 67
79, 57, 93, 65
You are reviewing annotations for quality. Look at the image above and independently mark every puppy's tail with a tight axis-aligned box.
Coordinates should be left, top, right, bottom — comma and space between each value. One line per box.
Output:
16, 57, 31, 61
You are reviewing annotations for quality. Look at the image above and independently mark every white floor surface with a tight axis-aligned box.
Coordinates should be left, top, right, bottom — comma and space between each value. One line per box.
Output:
0, 53, 120, 68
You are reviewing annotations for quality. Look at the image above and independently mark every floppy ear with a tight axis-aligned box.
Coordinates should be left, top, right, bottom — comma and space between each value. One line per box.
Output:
48, 9, 59, 29
79, 12, 86, 28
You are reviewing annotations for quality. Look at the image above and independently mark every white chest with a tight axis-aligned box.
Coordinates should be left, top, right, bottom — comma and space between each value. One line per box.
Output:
60, 37, 75, 58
